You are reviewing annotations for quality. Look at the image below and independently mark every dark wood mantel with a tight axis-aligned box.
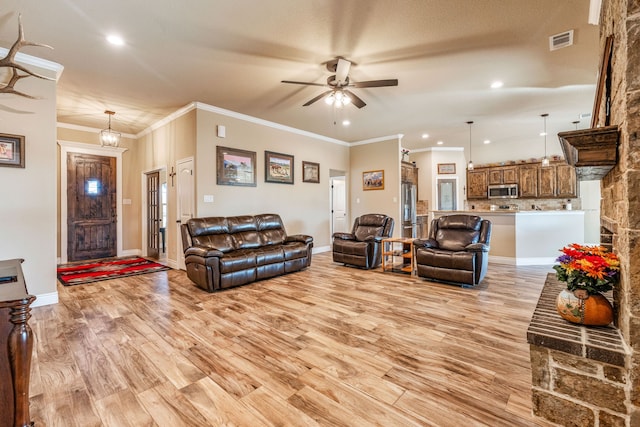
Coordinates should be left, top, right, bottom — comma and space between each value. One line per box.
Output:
557, 125, 619, 181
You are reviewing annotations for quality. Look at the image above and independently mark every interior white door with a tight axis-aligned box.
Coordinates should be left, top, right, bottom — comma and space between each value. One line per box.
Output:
176, 158, 195, 270
331, 176, 347, 234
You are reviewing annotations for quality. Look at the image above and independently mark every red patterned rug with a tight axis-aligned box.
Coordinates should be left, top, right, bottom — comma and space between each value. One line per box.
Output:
57, 256, 170, 286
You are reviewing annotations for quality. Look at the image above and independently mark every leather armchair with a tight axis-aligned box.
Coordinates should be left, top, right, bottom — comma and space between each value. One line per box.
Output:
413, 214, 491, 287
332, 214, 394, 269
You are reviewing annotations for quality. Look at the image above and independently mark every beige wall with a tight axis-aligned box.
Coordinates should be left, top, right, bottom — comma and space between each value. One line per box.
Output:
0, 58, 60, 304
410, 147, 465, 212
195, 107, 349, 248
137, 109, 197, 263
349, 138, 401, 236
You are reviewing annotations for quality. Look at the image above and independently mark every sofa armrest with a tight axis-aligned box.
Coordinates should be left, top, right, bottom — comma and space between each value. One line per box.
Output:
413, 238, 438, 249
466, 243, 490, 252
185, 245, 224, 258
332, 232, 355, 240
286, 234, 313, 244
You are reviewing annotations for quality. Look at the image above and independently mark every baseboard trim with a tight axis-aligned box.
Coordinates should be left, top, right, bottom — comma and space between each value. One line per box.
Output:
32, 292, 59, 307
313, 246, 330, 254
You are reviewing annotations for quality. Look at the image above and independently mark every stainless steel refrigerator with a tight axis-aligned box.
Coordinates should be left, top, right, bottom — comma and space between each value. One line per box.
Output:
401, 182, 417, 238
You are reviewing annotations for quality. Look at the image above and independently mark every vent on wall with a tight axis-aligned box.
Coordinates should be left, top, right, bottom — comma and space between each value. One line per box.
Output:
549, 30, 574, 51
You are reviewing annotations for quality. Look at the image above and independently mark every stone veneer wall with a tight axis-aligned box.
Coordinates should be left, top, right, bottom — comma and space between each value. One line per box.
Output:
599, 0, 640, 423
529, 1, 640, 425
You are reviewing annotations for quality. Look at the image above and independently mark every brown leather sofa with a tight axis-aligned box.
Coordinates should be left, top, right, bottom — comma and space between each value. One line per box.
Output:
413, 214, 491, 287
332, 214, 394, 269
181, 214, 313, 292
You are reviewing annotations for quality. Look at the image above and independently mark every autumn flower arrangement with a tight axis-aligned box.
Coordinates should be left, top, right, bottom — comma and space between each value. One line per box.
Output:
553, 243, 620, 295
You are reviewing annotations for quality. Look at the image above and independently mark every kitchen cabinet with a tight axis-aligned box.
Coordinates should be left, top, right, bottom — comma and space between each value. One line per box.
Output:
538, 166, 556, 198
519, 165, 538, 198
401, 162, 416, 184
465, 161, 576, 200
556, 164, 578, 198
467, 170, 488, 199
488, 166, 518, 185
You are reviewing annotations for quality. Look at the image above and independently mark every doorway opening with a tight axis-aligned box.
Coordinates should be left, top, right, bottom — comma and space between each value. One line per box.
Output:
143, 168, 167, 263
330, 170, 348, 240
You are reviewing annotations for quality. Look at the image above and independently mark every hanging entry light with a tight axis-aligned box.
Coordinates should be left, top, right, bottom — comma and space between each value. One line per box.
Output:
100, 110, 121, 147
541, 113, 550, 167
467, 121, 474, 170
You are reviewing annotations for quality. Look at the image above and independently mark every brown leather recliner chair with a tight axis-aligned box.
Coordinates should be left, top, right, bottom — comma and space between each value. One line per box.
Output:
332, 214, 394, 269
413, 214, 491, 287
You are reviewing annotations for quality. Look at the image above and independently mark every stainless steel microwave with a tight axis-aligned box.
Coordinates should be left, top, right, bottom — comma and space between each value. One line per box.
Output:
488, 184, 518, 199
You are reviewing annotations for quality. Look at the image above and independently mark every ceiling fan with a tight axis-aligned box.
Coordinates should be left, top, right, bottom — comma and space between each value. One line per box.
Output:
281, 57, 398, 109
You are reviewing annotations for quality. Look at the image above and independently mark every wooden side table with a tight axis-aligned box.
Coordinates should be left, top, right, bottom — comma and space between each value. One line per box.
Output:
0, 259, 35, 427
381, 237, 415, 275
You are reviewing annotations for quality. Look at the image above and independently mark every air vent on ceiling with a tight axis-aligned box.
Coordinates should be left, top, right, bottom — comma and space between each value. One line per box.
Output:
549, 30, 574, 51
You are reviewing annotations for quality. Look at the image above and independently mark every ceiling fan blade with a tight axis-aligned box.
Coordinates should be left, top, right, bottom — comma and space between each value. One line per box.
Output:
281, 80, 327, 87
335, 58, 351, 85
351, 79, 399, 88
303, 90, 334, 106
343, 90, 366, 109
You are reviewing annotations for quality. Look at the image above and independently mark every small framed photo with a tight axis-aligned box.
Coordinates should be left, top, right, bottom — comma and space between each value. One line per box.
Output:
265, 151, 294, 184
302, 161, 320, 183
0, 133, 25, 168
362, 170, 384, 191
437, 163, 456, 174
216, 146, 257, 187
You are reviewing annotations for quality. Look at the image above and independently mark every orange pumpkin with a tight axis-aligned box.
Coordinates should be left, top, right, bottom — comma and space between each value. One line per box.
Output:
556, 289, 614, 326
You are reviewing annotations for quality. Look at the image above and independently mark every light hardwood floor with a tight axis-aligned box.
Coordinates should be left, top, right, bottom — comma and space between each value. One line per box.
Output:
30, 253, 556, 426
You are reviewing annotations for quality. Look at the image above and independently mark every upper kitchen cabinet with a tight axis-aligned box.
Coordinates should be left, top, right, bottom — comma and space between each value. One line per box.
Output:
537, 166, 556, 198
555, 164, 578, 198
519, 165, 539, 198
488, 166, 518, 185
467, 170, 488, 199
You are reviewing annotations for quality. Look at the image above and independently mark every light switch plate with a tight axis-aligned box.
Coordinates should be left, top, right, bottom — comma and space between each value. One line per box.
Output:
203, 195, 214, 203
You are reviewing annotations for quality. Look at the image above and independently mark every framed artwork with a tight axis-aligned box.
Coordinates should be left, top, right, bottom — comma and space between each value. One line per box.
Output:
362, 170, 384, 190
216, 146, 257, 187
437, 163, 456, 174
302, 161, 320, 183
0, 133, 25, 168
265, 151, 294, 184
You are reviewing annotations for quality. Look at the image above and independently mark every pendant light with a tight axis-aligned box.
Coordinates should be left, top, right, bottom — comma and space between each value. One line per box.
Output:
467, 121, 474, 170
541, 113, 549, 167
100, 110, 121, 147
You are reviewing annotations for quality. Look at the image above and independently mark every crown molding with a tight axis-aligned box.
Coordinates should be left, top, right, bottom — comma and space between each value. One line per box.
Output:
0, 47, 64, 81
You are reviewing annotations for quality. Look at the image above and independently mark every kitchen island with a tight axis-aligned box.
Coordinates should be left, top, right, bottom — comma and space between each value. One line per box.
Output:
431, 210, 585, 265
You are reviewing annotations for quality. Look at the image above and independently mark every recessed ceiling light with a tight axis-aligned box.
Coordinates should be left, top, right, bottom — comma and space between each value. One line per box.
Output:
490, 81, 503, 89
436, 141, 444, 145
483, 140, 491, 144
421, 133, 429, 139
106, 34, 125, 46
342, 120, 350, 126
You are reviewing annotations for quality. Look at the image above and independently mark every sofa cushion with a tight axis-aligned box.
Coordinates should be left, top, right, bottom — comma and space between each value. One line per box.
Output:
256, 214, 287, 245
254, 246, 285, 265
415, 248, 474, 271
188, 217, 236, 253
283, 242, 309, 260
219, 249, 257, 273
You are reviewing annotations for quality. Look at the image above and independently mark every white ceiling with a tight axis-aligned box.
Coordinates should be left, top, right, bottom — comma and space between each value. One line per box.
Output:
0, 0, 600, 161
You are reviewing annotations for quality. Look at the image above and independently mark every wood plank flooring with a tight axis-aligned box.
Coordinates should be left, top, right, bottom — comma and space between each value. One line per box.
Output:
29, 253, 556, 426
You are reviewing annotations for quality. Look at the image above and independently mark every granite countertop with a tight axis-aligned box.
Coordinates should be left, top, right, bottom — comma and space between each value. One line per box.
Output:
431, 210, 584, 214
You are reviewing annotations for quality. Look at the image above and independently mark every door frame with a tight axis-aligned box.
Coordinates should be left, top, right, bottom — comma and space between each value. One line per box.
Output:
329, 173, 348, 242
58, 141, 127, 264
141, 166, 167, 259
176, 157, 195, 270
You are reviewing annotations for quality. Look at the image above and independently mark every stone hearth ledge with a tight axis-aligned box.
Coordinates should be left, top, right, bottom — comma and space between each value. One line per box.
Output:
527, 274, 626, 367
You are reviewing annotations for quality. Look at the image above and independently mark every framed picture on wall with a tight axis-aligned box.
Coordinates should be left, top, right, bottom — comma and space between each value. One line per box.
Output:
0, 133, 25, 168
362, 170, 384, 190
265, 151, 294, 184
216, 146, 257, 186
302, 161, 320, 183
437, 163, 456, 174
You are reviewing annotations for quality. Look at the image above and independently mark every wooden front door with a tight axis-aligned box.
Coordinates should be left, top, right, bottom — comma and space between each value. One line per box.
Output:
67, 153, 117, 261
146, 171, 161, 259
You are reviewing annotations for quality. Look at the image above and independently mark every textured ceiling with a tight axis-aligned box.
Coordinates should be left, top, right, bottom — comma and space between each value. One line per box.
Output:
0, 0, 600, 158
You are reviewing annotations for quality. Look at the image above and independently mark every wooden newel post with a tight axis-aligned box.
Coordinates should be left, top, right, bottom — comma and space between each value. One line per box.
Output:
0, 259, 35, 427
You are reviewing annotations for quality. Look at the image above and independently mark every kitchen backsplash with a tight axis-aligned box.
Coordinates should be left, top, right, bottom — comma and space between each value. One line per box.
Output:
464, 197, 581, 211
